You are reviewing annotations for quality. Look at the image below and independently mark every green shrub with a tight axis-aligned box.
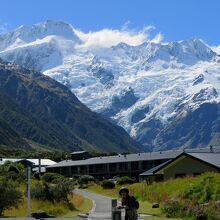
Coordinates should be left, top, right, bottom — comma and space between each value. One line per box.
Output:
31, 179, 74, 204
0, 177, 22, 216
5, 171, 26, 183
53, 179, 74, 203
78, 175, 95, 185
7, 165, 20, 174
42, 172, 65, 183
162, 199, 183, 218
101, 180, 115, 189
31, 182, 53, 201
161, 173, 220, 219
33, 172, 41, 181
0, 162, 26, 183
117, 176, 135, 185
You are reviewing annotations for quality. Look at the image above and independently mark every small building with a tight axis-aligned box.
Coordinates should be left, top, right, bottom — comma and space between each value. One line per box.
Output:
139, 151, 220, 183
0, 158, 56, 173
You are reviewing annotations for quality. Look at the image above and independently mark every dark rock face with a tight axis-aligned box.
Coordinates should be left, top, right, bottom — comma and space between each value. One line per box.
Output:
135, 119, 163, 151
0, 60, 142, 153
137, 103, 220, 151
192, 88, 218, 103
102, 87, 139, 117
94, 67, 114, 86
193, 74, 205, 85
87, 57, 114, 87
131, 106, 150, 123
156, 103, 220, 150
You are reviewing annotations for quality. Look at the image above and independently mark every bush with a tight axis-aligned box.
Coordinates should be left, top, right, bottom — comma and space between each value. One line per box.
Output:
53, 179, 75, 203
162, 199, 184, 218
33, 172, 41, 181
0, 177, 22, 216
162, 173, 220, 219
101, 180, 115, 189
78, 175, 95, 185
117, 176, 135, 185
5, 171, 26, 183
0, 162, 26, 183
31, 182, 53, 201
31, 179, 74, 204
7, 165, 20, 174
42, 172, 65, 183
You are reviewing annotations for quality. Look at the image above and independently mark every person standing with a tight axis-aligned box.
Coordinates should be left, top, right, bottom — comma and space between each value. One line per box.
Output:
118, 187, 138, 220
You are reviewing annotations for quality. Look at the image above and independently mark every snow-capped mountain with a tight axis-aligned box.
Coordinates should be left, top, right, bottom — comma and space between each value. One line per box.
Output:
1, 20, 220, 151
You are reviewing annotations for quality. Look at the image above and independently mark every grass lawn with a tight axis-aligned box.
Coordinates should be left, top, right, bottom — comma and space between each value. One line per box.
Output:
85, 173, 220, 220
84, 184, 176, 218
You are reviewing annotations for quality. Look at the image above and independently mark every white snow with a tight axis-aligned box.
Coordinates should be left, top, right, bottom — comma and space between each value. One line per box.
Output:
0, 21, 220, 142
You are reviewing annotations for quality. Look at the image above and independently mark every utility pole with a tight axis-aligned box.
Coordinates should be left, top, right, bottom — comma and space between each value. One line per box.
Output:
27, 166, 31, 218
38, 156, 41, 176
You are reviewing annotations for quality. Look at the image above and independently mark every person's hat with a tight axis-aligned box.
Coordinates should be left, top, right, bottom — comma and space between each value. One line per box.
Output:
119, 187, 129, 195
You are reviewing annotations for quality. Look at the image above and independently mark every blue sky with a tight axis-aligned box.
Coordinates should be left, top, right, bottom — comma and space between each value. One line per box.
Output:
0, 0, 219, 45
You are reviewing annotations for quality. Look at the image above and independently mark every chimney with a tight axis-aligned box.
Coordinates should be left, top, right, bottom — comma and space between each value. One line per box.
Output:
210, 145, 213, 153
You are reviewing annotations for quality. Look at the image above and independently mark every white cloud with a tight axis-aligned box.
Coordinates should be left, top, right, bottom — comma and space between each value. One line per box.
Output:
151, 33, 163, 44
74, 25, 163, 49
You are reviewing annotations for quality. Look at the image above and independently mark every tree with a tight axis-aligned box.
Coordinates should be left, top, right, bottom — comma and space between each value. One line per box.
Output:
0, 177, 22, 216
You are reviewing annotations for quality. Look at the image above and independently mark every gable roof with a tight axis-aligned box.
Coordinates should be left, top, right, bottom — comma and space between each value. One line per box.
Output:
140, 152, 220, 176
139, 160, 172, 176
186, 152, 220, 169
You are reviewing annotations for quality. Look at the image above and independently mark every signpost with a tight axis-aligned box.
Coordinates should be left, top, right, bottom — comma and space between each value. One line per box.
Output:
38, 157, 41, 176
27, 166, 31, 218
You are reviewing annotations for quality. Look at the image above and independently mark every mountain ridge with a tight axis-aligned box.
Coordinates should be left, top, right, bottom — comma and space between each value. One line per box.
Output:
1, 20, 220, 151
0, 59, 142, 153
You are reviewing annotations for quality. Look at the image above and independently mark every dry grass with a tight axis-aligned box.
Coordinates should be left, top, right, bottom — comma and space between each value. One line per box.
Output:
4, 192, 93, 217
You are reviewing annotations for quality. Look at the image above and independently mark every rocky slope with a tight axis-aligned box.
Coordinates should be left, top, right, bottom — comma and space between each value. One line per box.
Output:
0, 59, 142, 152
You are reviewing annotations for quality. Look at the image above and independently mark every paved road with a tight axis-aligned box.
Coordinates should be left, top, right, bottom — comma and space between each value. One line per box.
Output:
76, 189, 146, 220
76, 189, 115, 219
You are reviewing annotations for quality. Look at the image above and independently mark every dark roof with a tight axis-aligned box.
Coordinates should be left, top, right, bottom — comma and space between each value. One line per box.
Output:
184, 146, 220, 153
140, 160, 172, 176
139, 152, 220, 176
47, 150, 182, 168
186, 152, 220, 168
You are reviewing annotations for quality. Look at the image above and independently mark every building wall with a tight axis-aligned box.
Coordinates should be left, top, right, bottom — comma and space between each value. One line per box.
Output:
47, 159, 168, 180
163, 156, 218, 180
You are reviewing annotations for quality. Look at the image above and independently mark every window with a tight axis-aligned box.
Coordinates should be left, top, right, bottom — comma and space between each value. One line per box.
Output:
131, 161, 139, 170
109, 163, 117, 172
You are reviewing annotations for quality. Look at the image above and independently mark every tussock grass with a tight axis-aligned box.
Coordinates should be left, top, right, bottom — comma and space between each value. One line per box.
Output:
4, 193, 92, 217
4, 180, 93, 217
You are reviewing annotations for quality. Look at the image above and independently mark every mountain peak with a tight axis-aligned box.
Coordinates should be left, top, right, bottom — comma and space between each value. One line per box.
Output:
33, 20, 79, 39
0, 20, 81, 51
